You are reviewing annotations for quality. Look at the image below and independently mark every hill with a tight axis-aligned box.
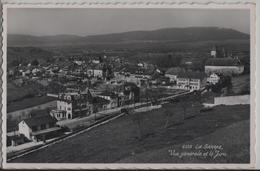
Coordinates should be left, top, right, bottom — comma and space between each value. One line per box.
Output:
8, 27, 249, 47
7, 47, 55, 67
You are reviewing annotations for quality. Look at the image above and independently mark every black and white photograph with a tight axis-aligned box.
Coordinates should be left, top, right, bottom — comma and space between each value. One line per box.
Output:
1, 1, 257, 169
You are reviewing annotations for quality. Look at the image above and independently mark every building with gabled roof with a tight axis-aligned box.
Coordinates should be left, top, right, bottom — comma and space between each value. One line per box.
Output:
176, 71, 206, 91
51, 90, 94, 120
92, 96, 111, 112
205, 58, 244, 75
18, 113, 61, 142
87, 64, 103, 78
96, 91, 120, 109
114, 65, 153, 87
165, 67, 184, 82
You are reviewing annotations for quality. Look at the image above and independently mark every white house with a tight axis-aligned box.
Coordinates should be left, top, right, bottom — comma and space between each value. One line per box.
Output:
114, 68, 150, 87
210, 46, 217, 58
176, 72, 206, 91
137, 63, 144, 67
92, 59, 100, 64
51, 91, 93, 120
207, 73, 220, 85
93, 69, 103, 78
74, 60, 84, 66
18, 114, 60, 142
87, 65, 103, 78
165, 67, 183, 82
32, 68, 41, 75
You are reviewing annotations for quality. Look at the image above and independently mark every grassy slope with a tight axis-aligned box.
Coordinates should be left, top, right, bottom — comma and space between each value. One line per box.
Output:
10, 104, 250, 163
118, 120, 250, 163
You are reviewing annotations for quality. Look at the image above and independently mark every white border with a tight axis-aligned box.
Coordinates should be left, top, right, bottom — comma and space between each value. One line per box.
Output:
1, 0, 257, 169
256, 1, 260, 169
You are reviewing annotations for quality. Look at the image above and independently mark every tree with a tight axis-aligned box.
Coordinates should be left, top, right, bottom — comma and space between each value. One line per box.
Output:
31, 59, 39, 66
10, 59, 20, 67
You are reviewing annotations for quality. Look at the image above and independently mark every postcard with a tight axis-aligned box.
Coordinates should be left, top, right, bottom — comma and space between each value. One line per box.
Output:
0, 0, 257, 169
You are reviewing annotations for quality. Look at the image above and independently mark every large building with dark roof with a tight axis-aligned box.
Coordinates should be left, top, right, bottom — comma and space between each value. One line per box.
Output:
18, 113, 61, 142
176, 71, 206, 91
205, 58, 244, 75
51, 90, 94, 120
114, 65, 152, 87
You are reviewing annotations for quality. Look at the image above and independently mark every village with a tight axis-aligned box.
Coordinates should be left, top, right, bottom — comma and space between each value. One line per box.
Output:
6, 45, 250, 160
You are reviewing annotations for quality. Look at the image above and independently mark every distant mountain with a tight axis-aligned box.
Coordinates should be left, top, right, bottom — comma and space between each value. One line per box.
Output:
8, 27, 249, 47
8, 34, 85, 47
7, 47, 55, 67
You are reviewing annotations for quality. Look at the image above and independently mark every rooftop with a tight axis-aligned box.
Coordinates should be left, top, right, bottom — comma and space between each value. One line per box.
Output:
22, 114, 57, 128
123, 65, 154, 76
32, 127, 62, 136
99, 91, 118, 98
205, 58, 243, 66
58, 90, 93, 102
92, 96, 110, 105
177, 71, 206, 80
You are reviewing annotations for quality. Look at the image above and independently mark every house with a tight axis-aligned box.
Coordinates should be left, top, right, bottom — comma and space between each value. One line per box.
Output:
51, 90, 93, 120
137, 62, 148, 68
93, 68, 103, 78
32, 68, 41, 75
210, 46, 217, 58
176, 71, 206, 91
115, 66, 152, 87
7, 134, 27, 147
207, 73, 220, 85
87, 65, 103, 78
122, 82, 140, 104
92, 59, 100, 64
165, 67, 183, 82
8, 68, 17, 78
92, 96, 111, 112
137, 62, 144, 67
22, 69, 31, 77
97, 91, 119, 109
74, 60, 84, 66
18, 114, 61, 142
205, 58, 244, 75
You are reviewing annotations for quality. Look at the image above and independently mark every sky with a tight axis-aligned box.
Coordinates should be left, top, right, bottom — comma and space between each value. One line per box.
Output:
7, 8, 250, 36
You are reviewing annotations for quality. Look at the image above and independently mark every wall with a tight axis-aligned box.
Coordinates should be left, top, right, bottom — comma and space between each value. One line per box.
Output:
214, 95, 250, 105
18, 121, 31, 140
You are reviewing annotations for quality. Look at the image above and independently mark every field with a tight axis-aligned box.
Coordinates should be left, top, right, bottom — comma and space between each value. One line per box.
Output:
10, 103, 250, 163
118, 120, 249, 163
7, 82, 55, 112
7, 96, 56, 113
